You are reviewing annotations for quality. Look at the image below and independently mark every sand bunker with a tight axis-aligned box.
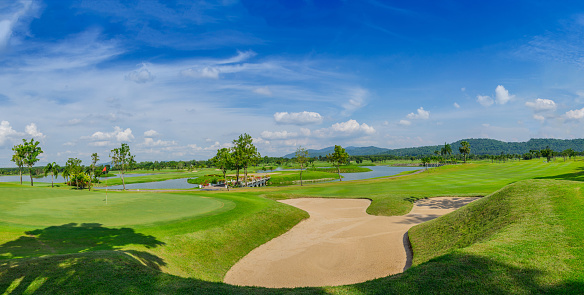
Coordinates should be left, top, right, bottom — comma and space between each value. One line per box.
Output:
224, 197, 479, 288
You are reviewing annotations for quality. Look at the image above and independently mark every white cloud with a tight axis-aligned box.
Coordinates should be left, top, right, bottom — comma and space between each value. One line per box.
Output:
314, 119, 375, 138
253, 86, 272, 96
142, 138, 176, 147
25, 123, 45, 139
533, 114, 545, 122
300, 128, 311, 136
495, 85, 515, 105
260, 130, 298, 140
203, 141, 231, 151
126, 64, 155, 84
525, 98, 557, 112
406, 107, 430, 120
477, 95, 494, 107
454, 102, 460, 108
274, 111, 323, 125
89, 126, 134, 142
565, 108, 584, 120
252, 137, 270, 145
342, 88, 368, 115
399, 120, 411, 126
144, 129, 159, 137
0, 121, 19, 146
188, 144, 203, 151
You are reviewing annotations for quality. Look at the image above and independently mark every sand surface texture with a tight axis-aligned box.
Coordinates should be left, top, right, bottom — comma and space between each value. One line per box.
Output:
224, 197, 479, 288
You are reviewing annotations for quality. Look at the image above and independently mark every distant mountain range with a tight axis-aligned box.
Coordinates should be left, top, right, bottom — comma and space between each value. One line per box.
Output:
283, 138, 584, 158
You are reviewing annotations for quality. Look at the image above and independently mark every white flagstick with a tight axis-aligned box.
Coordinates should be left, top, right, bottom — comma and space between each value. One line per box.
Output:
104, 168, 108, 205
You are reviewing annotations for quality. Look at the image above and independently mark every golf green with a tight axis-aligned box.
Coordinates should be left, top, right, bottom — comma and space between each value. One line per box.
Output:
0, 185, 233, 227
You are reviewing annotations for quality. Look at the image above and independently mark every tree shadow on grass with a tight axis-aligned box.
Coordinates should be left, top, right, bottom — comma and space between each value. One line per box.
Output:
1, 250, 582, 294
0, 223, 164, 261
535, 167, 584, 182
349, 253, 584, 295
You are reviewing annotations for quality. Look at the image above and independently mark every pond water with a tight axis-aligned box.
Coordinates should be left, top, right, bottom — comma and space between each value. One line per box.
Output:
108, 173, 159, 178
0, 175, 56, 183
329, 166, 420, 182
261, 165, 421, 182
1, 166, 421, 188
100, 178, 199, 190
0, 172, 158, 183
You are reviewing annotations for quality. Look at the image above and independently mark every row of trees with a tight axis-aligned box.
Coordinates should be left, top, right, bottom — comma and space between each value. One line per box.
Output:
10, 139, 135, 190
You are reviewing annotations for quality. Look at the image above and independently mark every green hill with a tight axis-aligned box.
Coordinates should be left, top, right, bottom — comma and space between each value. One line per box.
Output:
284, 138, 584, 158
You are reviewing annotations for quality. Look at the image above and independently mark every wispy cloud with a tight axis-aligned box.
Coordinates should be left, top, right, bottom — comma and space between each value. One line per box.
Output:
342, 88, 368, 116
126, 63, 155, 84
0, 0, 38, 50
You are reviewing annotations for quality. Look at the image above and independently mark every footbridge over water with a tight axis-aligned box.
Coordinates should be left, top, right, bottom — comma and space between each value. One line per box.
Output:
244, 176, 271, 187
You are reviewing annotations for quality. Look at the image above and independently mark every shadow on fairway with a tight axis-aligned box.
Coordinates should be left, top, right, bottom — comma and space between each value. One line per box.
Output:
535, 167, 584, 182
1, 250, 582, 294
0, 223, 164, 265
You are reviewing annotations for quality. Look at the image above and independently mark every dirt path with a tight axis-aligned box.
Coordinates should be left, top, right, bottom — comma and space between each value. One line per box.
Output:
224, 197, 479, 288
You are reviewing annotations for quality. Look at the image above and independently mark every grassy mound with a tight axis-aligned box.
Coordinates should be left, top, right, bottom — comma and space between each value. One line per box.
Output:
400, 179, 584, 293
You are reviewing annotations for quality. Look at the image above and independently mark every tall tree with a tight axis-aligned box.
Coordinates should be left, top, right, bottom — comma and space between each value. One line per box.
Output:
540, 146, 553, 163
232, 133, 260, 186
89, 153, 99, 191
327, 145, 348, 181
44, 162, 60, 188
295, 146, 309, 186
110, 143, 135, 190
11, 143, 26, 185
21, 139, 43, 186
213, 147, 233, 190
459, 141, 471, 163
441, 143, 452, 164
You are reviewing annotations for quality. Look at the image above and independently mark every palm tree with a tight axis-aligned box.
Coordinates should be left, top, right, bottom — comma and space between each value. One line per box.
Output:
441, 143, 452, 164
44, 162, 60, 188
62, 166, 70, 185
459, 141, 471, 163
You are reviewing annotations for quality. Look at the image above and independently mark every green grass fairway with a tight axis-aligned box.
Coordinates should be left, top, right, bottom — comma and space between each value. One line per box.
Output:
1, 159, 584, 293
268, 159, 582, 215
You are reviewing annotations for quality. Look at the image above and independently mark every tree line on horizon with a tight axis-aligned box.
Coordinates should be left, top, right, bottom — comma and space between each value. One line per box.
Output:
3, 137, 582, 189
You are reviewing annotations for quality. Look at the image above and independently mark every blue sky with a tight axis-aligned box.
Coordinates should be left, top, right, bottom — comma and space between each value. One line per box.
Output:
2, 0, 584, 166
